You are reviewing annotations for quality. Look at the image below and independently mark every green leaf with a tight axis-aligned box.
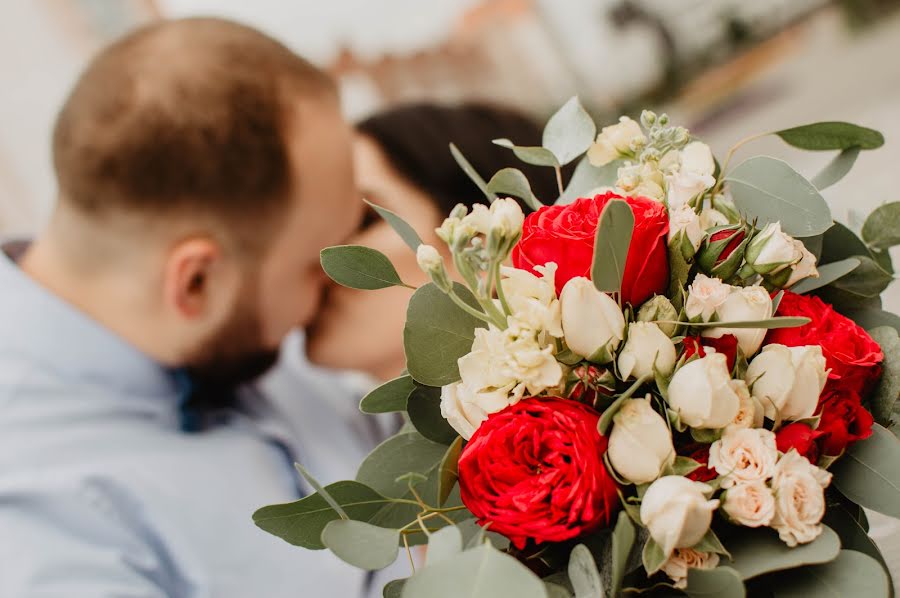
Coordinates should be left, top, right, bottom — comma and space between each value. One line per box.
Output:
542, 96, 597, 166
642, 537, 666, 575
457, 518, 511, 551
789, 258, 860, 294
591, 199, 634, 295
869, 327, 900, 425
811, 147, 860, 190
360, 375, 416, 414
827, 255, 893, 298
822, 498, 892, 580
404, 282, 485, 386
863, 202, 900, 250
598, 375, 648, 435
486, 168, 544, 211
820, 222, 869, 263
844, 307, 900, 334
726, 525, 840, 580
544, 582, 574, 598
407, 384, 458, 445
677, 316, 811, 329
252, 480, 392, 549
294, 463, 348, 520
611, 510, 636, 597
775, 122, 884, 151
450, 143, 495, 203
726, 156, 832, 238
557, 156, 619, 205
771, 550, 890, 597
831, 424, 900, 518
692, 529, 731, 558
438, 437, 463, 507
426, 525, 463, 566
322, 519, 399, 570
494, 138, 561, 168
384, 579, 407, 598
365, 199, 423, 251
567, 544, 604, 598
321, 245, 406, 290
401, 544, 548, 598
685, 566, 745, 598
669, 456, 702, 476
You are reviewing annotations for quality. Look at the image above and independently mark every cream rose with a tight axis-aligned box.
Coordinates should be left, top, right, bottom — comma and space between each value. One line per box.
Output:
770, 450, 832, 547
617, 322, 677, 380
608, 396, 675, 484
560, 277, 625, 362
722, 481, 776, 527
641, 476, 720, 558
684, 274, 732, 322
668, 353, 741, 429
669, 204, 704, 253
702, 285, 773, 357
661, 548, 720, 589
708, 427, 778, 488
439, 381, 510, 440
745, 344, 828, 421
725, 381, 765, 432
665, 142, 716, 207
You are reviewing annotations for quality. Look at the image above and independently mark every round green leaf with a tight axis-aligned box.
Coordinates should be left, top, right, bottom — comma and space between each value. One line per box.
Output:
322, 519, 399, 570
360, 375, 416, 414
726, 156, 832, 238
812, 147, 861, 190
772, 550, 890, 597
493, 138, 561, 168
591, 199, 634, 295
826, 255, 893, 298
685, 566, 745, 598
384, 579, 407, 598
407, 384, 458, 445
726, 526, 840, 580
486, 168, 544, 211
775, 122, 885, 151
832, 424, 900, 519
863, 202, 900, 250
868, 327, 900, 425
321, 245, 406, 290
542, 96, 597, 166
568, 544, 604, 598
822, 498, 891, 577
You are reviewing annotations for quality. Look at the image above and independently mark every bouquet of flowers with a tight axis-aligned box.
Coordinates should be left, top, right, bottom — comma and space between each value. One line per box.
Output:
255, 98, 900, 597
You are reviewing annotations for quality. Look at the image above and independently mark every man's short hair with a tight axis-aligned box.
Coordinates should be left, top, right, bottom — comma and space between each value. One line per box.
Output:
52, 17, 335, 249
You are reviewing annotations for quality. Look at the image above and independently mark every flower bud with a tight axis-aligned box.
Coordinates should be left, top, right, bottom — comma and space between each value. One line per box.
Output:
684, 274, 732, 322
489, 198, 525, 237
745, 223, 800, 275
637, 295, 678, 336
668, 204, 704, 258
664, 142, 716, 208
641, 476, 719, 558
566, 364, 616, 406
416, 244, 452, 292
588, 116, 646, 167
702, 285, 773, 357
697, 223, 750, 280
699, 207, 730, 230
560, 277, 625, 363
608, 395, 675, 484
668, 353, 742, 429
641, 110, 657, 128
745, 344, 828, 421
617, 322, 677, 380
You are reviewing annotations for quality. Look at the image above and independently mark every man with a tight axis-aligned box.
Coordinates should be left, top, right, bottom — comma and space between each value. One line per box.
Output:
0, 17, 375, 596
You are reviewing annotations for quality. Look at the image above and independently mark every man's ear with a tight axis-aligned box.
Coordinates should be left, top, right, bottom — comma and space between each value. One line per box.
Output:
163, 238, 230, 320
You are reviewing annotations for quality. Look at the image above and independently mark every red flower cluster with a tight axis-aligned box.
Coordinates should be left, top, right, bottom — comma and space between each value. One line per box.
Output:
512, 192, 669, 306
776, 422, 822, 463
457, 397, 620, 549
682, 334, 739, 372
816, 389, 874, 456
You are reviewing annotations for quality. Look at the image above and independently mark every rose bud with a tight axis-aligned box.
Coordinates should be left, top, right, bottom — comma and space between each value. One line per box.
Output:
668, 204, 704, 259
684, 274, 732, 323
640, 476, 719, 558
783, 239, 819, 288
745, 222, 800, 275
637, 295, 679, 337
702, 285, 773, 357
617, 322, 677, 380
745, 344, 828, 421
565, 364, 616, 406
416, 244, 452, 292
608, 396, 675, 484
668, 353, 742, 429
560, 277, 625, 363
697, 223, 750, 280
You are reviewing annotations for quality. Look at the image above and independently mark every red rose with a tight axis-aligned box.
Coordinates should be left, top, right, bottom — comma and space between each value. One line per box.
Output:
682, 444, 717, 482
458, 397, 619, 549
767, 291, 883, 395
512, 192, 668, 306
776, 422, 822, 463
709, 228, 747, 265
682, 334, 739, 372
816, 389, 874, 456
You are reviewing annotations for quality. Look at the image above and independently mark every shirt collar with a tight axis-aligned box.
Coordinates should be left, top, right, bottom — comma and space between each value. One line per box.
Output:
0, 240, 183, 403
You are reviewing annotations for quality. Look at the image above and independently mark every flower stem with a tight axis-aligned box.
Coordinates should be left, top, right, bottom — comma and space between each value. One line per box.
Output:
554, 165, 565, 196
493, 261, 513, 317
711, 131, 768, 196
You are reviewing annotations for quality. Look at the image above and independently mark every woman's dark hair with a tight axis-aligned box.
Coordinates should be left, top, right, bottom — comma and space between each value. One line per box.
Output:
357, 102, 566, 214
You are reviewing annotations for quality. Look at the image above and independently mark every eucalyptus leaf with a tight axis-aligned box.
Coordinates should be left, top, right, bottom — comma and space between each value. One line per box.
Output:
820, 222, 870, 264
726, 526, 840, 580
360, 375, 416, 414
567, 544, 604, 598
407, 384, 458, 445
726, 156, 832, 237
401, 544, 548, 598
557, 156, 619, 205
404, 282, 485, 386
294, 463, 349, 520
598, 375, 648, 435
671, 316, 811, 329
862, 202, 900, 250
591, 199, 634, 295
789, 257, 860, 294
868, 327, 900, 426
321, 245, 407, 290
811, 147, 860, 190
457, 518, 511, 551
384, 579, 407, 598
642, 537, 666, 575
494, 138, 561, 168
771, 550, 889, 598
450, 143, 495, 202
438, 437, 463, 507
831, 424, 900, 519
685, 566, 745, 598
827, 255, 893, 298
845, 307, 900, 334
542, 96, 597, 166
322, 519, 399, 570
487, 168, 544, 211
611, 510, 636, 597
775, 122, 885, 151
426, 525, 463, 566
544, 582, 574, 598
365, 199, 423, 250
822, 498, 892, 580
692, 529, 730, 557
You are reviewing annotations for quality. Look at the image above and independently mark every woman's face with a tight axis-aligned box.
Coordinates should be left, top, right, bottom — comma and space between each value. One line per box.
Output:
305, 134, 444, 380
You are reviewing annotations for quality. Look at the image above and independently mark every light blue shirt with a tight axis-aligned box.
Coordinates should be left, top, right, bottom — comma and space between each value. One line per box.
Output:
0, 243, 382, 597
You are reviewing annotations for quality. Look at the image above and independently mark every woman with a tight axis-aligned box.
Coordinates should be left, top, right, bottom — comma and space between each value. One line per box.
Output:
306, 102, 561, 381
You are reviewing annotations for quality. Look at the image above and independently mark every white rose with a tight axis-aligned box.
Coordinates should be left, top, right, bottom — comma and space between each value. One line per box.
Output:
669, 204, 704, 252
668, 353, 742, 429
684, 274, 732, 322
439, 381, 512, 440
665, 142, 716, 208
702, 285, 773, 357
722, 481, 776, 528
770, 450, 832, 547
608, 396, 675, 484
745, 222, 797, 275
785, 239, 819, 288
641, 476, 720, 558
501, 263, 562, 336
699, 207, 730, 230
746, 344, 828, 421
708, 428, 778, 488
587, 116, 645, 166
560, 277, 625, 362
617, 322, 677, 380
725, 381, 765, 432
661, 548, 719, 589
489, 198, 525, 237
